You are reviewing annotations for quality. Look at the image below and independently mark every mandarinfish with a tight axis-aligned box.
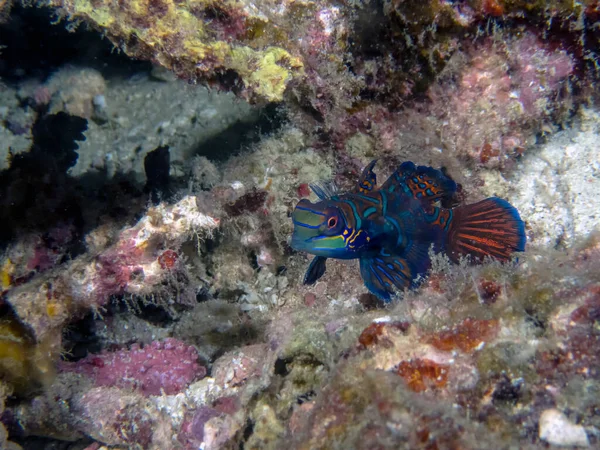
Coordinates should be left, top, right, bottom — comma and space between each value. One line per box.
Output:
291, 160, 526, 301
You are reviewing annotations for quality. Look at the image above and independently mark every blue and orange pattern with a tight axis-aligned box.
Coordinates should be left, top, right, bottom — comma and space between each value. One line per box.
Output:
291, 160, 526, 301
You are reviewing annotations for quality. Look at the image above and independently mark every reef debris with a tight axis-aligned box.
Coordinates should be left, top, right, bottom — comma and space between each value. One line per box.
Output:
1, 194, 219, 393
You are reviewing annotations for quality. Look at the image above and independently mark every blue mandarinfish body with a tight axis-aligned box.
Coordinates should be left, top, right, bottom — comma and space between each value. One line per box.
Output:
290, 160, 526, 302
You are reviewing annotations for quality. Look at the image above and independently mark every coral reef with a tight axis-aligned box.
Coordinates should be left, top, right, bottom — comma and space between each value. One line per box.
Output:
39, 0, 592, 112
43, 67, 107, 119
281, 243, 600, 449
43, 0, 310, 102
0, 312, 58, 393
0, 82, 35, 169
0, 194, 219, 396
427, 31, 574, 168
1, 1, 600, 449
475, 106, 600, 249
7, 237, 599, 448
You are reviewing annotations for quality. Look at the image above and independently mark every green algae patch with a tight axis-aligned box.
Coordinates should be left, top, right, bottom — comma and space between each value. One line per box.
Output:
0, 314, 58, 394
230, 47, 304, 103
279, 314, 334, 367
44, 0, 305, 102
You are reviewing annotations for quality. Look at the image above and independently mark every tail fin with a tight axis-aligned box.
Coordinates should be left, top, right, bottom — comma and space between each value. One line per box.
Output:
446, 197, 526, 263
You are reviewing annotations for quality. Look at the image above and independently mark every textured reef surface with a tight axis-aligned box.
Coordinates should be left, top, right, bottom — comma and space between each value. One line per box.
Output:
0, 1, 600, 449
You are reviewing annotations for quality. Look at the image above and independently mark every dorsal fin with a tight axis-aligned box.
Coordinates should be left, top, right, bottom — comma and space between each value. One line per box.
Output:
353, 159, 378, 193
381, 161, 456, 203
309, 180, 338, 200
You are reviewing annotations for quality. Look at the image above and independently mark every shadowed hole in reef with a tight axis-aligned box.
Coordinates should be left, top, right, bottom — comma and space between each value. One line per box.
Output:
192, 102, 288, 162
110, 296, 177, 327
196, 286, 212, 303
12, 436, 96, 450
274, 357, 291, 377
249, 250, 260, 271
61, 298, 176, 363
61, 312, 102, 361
144, 145, 173, 204
0, 12, 163, 248
241, 419, 255, 445
524, 307, 546, 333
491, 374, 523, 404
0, 4, 151, 81
274, 353, 325, 378
296, 390, 316, 404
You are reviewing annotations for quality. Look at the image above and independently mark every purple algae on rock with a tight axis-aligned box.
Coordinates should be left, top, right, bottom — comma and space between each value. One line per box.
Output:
61, 338, 206, 396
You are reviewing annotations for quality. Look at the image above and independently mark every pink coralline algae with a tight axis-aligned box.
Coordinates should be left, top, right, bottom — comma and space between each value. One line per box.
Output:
428, 32, 574, 168
61, 338, 206, 396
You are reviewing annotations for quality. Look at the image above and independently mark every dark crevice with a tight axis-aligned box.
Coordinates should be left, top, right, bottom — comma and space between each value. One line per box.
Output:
110, 297, 178, 327
61, 313, 102, 362
0, 111, 151, 248
0, 4, 151, 83
240, 418, 254, 448
193, 103, 288, 162
296, 390, 316, 405
273, 357, 291, 377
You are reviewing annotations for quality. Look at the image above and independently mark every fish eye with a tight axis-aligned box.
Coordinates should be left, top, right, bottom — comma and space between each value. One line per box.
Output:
327, 217, 337, 228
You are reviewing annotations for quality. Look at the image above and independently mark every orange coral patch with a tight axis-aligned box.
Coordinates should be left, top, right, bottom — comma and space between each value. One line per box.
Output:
158, 249, 178, 270
396, 359, 449, 392
482, 0, 504, 17
358, 323, 386, 348
358, 321, 410, 348
428, 318, 499, 353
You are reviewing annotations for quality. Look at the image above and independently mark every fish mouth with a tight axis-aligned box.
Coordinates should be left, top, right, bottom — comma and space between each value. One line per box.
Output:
291, 232, 349, 258
291, 231, 321, 252
291, 232, 328, 256
291, 233, 307, 251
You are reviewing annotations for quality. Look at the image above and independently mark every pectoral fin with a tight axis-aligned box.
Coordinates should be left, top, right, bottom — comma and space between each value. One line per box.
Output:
303, 256, 327, 285
359, 254, 416, 302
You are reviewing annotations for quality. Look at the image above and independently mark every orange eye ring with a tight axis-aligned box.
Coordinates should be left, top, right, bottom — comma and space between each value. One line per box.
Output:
327, 217, 337, 228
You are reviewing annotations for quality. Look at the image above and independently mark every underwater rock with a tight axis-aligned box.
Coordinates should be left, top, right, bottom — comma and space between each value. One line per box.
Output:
178, 404, 241, 450
11, 334, 276, 448
212, 344, 269, 389
72, 386, 174, 448
60, 338, 206, 396
510, 107, 600, 248
0, 312, 59, 394
43, 0, 311, 102
44, 67, 107, 119
190, 156, 222, 190
3, 194, 219, 347
427, 32, 574, 169
539, 409, 590, 447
